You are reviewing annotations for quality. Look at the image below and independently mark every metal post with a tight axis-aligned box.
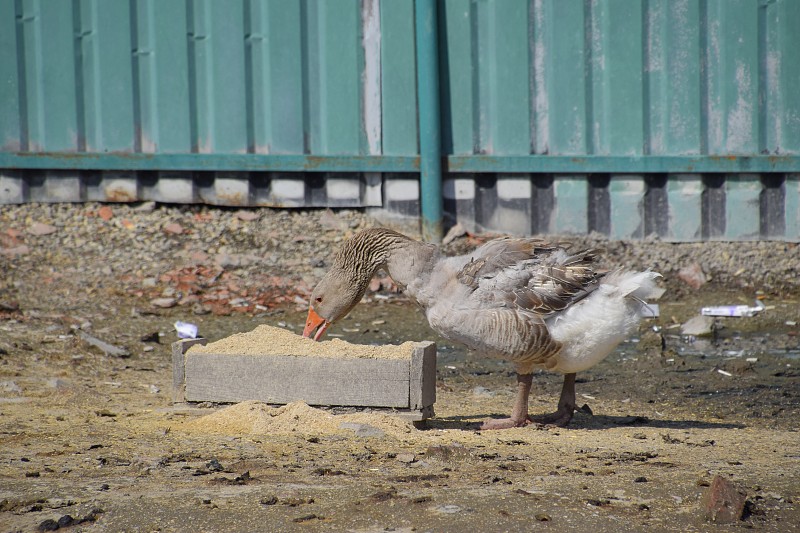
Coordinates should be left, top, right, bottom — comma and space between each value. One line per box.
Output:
414, 0, 443, 243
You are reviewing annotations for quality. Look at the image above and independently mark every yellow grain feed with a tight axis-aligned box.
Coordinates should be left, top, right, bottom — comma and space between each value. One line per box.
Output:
186, 324, 417, 359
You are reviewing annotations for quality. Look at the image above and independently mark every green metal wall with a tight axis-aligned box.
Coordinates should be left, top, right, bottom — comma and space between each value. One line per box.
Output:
440, 0, 800, 157
1, 0, 799, 241
0, 0, 419, 157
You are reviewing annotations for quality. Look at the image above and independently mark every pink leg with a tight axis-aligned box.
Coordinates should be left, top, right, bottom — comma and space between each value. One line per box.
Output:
531, 373, 576, 427
480, 373, 533, 430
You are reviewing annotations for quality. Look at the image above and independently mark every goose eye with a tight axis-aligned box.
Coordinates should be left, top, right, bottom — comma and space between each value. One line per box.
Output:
315, 297, 323, 303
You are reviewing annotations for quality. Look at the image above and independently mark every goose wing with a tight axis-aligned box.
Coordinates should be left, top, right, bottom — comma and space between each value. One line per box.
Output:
456, 238, 604, 317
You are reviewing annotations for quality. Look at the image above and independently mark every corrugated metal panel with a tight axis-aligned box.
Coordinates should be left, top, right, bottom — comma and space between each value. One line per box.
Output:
1, 0, 799, 241
440, 0, 800, 157
1, 0, 380, 156
438, 0, 799, 241
3, 0, 798, 158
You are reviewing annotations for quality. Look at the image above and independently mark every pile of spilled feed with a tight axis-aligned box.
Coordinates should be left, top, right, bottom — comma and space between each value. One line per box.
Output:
186, 324, 418, 359
179, 400, 417, 439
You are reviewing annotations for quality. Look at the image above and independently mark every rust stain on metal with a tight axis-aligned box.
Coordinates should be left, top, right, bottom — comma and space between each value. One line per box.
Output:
304, 156, 328, 170
215, 192, 249, 206
104, 187, 138, 203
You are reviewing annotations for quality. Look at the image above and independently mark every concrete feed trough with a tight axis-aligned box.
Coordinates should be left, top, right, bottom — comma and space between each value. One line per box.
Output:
172, 325, 436, 422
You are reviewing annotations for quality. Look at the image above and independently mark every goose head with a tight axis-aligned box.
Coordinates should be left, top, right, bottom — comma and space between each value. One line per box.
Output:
302, 228, 418, 341
303, 264, 370, 341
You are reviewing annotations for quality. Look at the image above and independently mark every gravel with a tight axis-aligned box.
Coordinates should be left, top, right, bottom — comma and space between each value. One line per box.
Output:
1, 202, 798, 319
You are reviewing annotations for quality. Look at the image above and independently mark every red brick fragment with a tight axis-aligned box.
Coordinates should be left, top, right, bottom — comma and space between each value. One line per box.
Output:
98, 206, 114, 221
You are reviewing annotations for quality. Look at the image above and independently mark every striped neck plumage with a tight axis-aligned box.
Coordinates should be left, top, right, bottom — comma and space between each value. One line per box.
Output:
338, 228, 436, 290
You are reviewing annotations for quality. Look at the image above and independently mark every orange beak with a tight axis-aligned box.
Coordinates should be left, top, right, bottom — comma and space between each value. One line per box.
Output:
303, 306, 330, 341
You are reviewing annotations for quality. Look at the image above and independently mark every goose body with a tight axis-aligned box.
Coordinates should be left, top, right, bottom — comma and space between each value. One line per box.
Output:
304, 228, 660, 429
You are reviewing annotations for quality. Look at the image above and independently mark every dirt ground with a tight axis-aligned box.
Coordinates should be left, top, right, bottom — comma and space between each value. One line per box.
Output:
1, 203, 799, 532
1, 284, 798, 532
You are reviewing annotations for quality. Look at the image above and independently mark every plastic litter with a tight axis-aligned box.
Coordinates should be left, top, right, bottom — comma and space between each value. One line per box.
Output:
701, 300, 765, 318
174, 321, 199, 339
639, 303, 660, 318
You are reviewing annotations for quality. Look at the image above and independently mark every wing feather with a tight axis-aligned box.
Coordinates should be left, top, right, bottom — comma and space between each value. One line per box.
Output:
457, 238, 604, 317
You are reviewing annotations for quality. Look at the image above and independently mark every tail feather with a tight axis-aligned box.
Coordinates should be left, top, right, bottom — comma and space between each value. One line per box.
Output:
546, 269, 662, 374
600, 269, 661, 300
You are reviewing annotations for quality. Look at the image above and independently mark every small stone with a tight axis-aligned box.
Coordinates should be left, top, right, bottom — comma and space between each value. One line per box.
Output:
150, 297, 177, 308
57, 515, 75, 527
192, 303, 212, 315
281, 497, 314, 507
534, 512, 552, 522
0, 244, 30, 256
235, 210, 260, 222
79, 508, 104, 523
681, 315, 715, 336
260, 495, 278, 506
318, 209, 349, 231
140, 332, 160, 343
163, 222, 184, 235
214, 253, 257, 268
37, 519, 59, 532
678, 263, 708, 289
396, 453, 417, 464
701, 475, 747, 523
206, 458, 223, 472
134, 201, 156, 212
189, 250, 209, 264
292, 513, 319, 523
634, 476, 648, 483
0, 229, 22, 248
0, 300, 20, 311
28, 222, 58, 236
312, 467, 346, 476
